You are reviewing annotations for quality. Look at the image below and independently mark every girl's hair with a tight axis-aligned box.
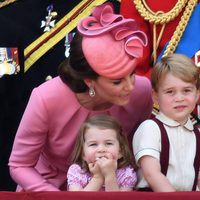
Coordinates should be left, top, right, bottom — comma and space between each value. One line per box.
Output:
151, 53, 200, 92
58, 32, 99, 93
71, 114, 135, 171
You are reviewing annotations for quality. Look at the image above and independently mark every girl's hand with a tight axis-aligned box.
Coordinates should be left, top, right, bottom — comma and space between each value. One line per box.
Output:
96, 153, 117, 177
76, 162, 104, 191
88, 162, 104, 180
96, 153, 120, 191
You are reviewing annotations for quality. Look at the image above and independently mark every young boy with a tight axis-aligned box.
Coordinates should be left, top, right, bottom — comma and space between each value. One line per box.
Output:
133, 53, 200, 192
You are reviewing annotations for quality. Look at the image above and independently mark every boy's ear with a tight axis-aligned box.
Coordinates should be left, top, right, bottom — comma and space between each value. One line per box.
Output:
152, 89, 158, 104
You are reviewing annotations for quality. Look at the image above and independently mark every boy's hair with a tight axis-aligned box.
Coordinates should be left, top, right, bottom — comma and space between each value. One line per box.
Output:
71, 114, 135, 171
151, 53, 200, 92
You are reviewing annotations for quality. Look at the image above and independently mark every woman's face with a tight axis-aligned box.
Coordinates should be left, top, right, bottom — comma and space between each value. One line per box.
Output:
93, 71, 135, 106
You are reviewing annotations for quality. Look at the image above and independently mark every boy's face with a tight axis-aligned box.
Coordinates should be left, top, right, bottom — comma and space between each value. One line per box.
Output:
153, 72, 200, 125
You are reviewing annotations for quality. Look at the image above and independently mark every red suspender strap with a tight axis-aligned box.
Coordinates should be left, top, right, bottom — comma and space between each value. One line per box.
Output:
139, 118, 199, 191
137, 118, 169, 192
192, 127, 200, 191
153, 119, 200, 191
152, 118, 170, 176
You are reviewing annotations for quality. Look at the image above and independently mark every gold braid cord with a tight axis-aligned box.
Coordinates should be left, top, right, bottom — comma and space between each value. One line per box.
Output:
163, 0, 198, 57
134, 0, 188, 25
133, 0, 198, 58
0, 0, 17, 8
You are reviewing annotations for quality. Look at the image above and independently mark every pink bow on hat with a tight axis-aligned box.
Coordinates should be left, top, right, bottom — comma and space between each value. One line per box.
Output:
77, 3, 148, 79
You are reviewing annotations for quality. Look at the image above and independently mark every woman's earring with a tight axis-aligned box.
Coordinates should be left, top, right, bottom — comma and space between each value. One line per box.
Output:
89, 86, 95, 97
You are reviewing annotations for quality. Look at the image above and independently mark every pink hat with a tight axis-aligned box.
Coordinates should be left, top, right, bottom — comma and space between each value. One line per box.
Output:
77, 3, 147, 79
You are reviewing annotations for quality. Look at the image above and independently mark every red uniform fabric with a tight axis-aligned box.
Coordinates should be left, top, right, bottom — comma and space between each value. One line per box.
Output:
120, 0, 199, 78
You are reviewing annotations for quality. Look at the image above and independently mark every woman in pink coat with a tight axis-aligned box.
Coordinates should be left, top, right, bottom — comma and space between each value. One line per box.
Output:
9, 3, 153, 191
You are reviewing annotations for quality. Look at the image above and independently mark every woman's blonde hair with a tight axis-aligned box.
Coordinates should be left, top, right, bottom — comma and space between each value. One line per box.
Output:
71, 114, 135, 171
151, 53, 200, 92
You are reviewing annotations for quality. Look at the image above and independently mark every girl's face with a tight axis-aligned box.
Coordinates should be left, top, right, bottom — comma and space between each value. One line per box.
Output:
82, 126, 122, 164
154, 73, 199, 125
93, 71, 135, 106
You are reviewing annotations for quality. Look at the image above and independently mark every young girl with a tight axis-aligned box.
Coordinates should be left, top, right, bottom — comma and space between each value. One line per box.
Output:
67, 114, 137, 191
133, 53, 200, 192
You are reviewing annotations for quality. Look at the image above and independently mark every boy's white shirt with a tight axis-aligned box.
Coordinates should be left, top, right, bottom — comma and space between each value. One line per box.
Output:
133, 112, 198, 191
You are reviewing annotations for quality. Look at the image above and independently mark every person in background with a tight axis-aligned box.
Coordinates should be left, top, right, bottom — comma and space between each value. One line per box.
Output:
133, 53, 200, 192
120, 0, 200, 78
120, 0, 200, 126
67, 114, 137, 191
8, 2, 152, 191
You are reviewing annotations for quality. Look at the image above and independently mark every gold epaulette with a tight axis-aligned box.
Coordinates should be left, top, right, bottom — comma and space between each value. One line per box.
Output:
24, 0, 107, 72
